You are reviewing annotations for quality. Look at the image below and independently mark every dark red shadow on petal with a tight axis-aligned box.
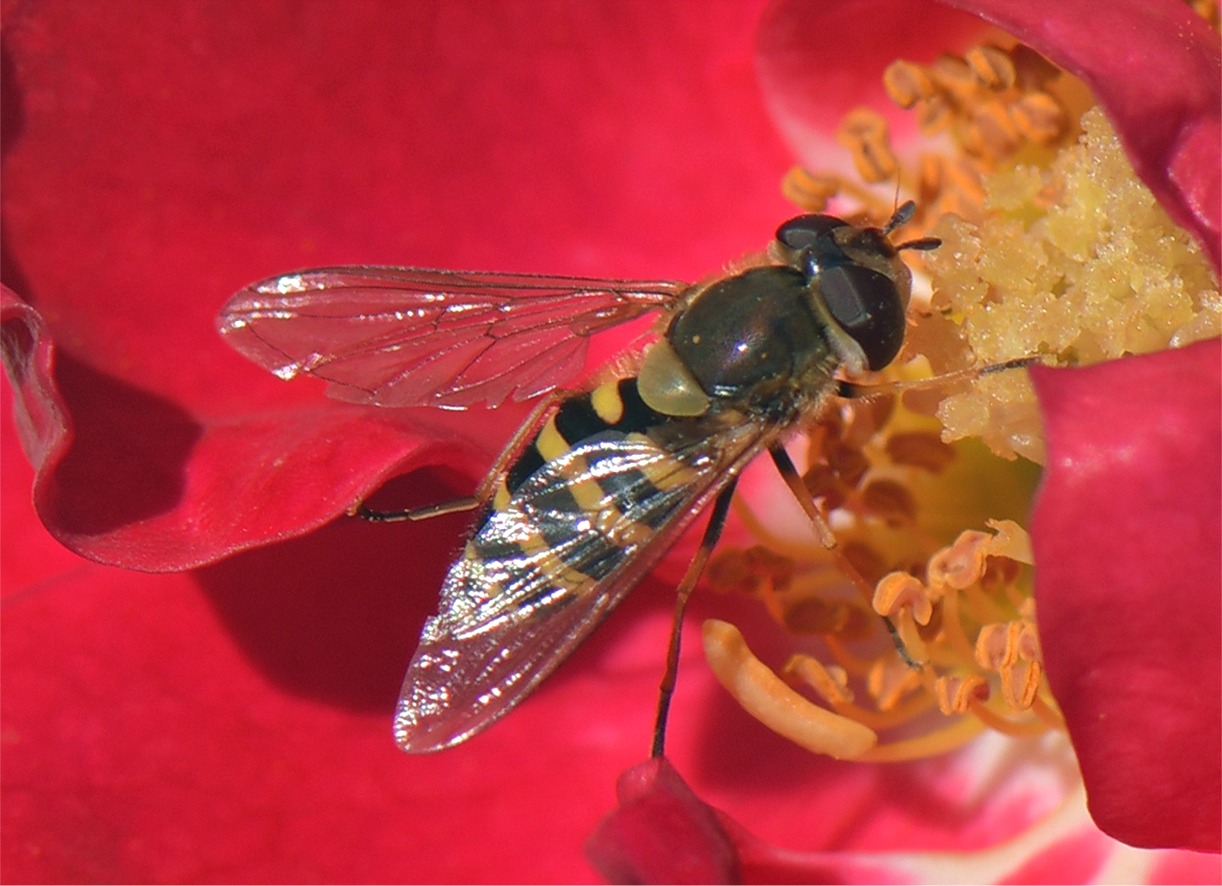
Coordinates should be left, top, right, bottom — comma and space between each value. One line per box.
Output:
1, 47, 31, 300
42, 352, 201, 536
195, 468, 473, 711
1032, 339, 1222, 853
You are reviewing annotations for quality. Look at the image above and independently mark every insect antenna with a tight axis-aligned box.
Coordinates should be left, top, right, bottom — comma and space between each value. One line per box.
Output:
882, 199, 917, 234
881, 199, 942, 252
896, 236, 942, 252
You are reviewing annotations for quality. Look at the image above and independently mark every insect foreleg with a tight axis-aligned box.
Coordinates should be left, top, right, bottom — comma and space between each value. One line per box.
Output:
766, 444, 921, 669
651, 477, 739, 759
835, 355, 1038, 400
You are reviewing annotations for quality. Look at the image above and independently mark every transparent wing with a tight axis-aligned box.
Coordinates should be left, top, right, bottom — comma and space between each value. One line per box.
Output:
393, 418, 774, 752
218, 267, 687, 408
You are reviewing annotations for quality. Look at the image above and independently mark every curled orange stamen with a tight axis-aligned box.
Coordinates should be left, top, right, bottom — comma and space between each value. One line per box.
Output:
703, 620, 877, 759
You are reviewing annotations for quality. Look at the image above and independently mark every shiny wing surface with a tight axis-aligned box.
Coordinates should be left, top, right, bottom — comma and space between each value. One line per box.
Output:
394, 419, 772, 752
218, 267, 685, 408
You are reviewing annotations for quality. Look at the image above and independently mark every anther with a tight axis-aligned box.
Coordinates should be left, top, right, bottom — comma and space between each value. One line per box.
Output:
934, 674, 990, 714
883, 60, 936, 109
965, 45, 1017, 90
867, 655, 924, 710
861, 478, 918, 526
873, 572, 933, 625
784, 654, 855, 705
885, 431, 957, 472
837, 108, 899, 183
782, 597, 871, 637
927, 530, 991, 591
1011, 92, 1065, 142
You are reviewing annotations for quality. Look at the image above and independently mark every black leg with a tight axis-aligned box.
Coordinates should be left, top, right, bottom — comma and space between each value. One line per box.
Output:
767, 444, 920, 668
836, 354, 1038, 400
355, 496, 479, 523
651, 478, 738, 759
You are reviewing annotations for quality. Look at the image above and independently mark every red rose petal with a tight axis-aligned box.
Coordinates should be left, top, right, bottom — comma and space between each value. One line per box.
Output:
1031, 339, 1222, 853
1, 0, 793, 570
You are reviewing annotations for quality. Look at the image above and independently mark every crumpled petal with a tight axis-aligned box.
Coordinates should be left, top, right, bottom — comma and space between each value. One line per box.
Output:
1031, 338, 1222, 853
1, 285, 71, 476
587, 758, 740, 884
3, 281, 489, 570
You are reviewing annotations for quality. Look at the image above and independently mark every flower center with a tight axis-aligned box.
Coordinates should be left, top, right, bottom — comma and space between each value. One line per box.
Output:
701, 33, 1219, 763
705, 398, 1052, 762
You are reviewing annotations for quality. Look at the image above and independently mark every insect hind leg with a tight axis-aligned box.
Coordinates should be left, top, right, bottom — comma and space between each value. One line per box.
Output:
766, 444, 922, 669
651, 478, 738, 759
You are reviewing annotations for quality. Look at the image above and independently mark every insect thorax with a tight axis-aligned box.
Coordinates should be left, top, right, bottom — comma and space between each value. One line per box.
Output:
658, 265, 842, 417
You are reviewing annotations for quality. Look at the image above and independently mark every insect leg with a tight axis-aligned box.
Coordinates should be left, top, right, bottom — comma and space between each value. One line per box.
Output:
356, 497, 479, 523
651, 478, 739, 759
767, 444, 920, 668
836, 355, 1038, 400
354, 391, 568, 523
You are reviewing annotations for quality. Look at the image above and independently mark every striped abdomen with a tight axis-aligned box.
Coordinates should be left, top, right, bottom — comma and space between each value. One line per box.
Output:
452, 378, 701, 625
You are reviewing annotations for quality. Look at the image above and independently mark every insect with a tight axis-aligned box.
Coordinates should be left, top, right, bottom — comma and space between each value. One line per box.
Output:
218, 202, 949, 755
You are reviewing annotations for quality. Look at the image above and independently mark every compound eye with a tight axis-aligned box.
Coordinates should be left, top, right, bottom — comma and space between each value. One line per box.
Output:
819, 264, 906, 370
776, 214, 846, 251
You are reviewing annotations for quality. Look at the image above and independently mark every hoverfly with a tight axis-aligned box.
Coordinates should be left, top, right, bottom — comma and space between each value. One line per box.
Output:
218, 202, 944, 755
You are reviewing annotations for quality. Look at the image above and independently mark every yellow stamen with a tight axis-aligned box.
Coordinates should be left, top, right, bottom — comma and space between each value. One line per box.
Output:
866, 654, 924, 711
967, 699, 1049, 738
934, 674, 990, 715
702, 620, 877, 759
938, 583, 983, 666
855, 716, 987, 763
788, 655, 939, 730
927, 529, 991, 591
782, 655, 855, 704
